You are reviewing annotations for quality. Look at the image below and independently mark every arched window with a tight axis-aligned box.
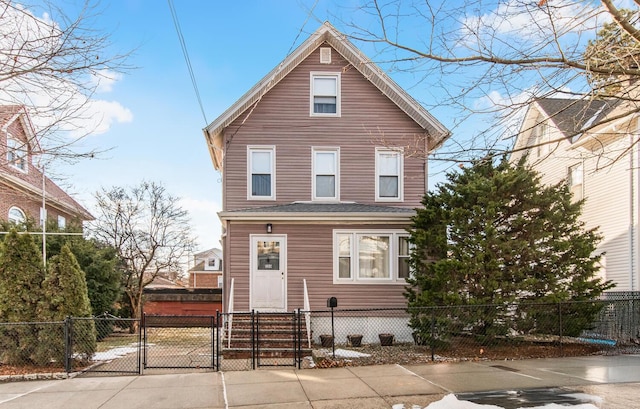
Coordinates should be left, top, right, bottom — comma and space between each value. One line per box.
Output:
8, 206, 26, 224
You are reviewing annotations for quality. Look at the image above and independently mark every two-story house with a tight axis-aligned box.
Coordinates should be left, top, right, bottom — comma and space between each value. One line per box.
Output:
510, 97, 638, 292
203, 22, 450, 315
188, 248, 223, 288
0, 105, 93, 227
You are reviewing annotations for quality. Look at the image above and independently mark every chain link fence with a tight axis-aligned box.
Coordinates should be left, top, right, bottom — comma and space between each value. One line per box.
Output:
304, 298, 640, 367
1, 296, 640, 376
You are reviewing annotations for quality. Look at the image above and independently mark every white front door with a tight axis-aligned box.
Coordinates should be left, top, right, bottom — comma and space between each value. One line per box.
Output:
250, 235, 286, 311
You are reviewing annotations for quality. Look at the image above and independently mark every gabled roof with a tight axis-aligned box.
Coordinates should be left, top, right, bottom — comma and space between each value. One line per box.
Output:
534, 98, 617, 140
0, 105, 93, 221
203, 22, 450, 170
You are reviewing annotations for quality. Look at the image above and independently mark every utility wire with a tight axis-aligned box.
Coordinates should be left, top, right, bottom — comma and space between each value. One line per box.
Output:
168, 0, 208, 125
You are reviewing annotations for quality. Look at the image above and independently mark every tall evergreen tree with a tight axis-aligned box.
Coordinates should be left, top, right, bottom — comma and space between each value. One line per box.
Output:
406, 157, 614, 341
40, 244, 96, 362
0, 230, 46, 365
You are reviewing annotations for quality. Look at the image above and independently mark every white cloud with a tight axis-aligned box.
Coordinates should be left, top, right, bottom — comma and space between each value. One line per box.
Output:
0, 2, 131, 139
459, 0, 604, 47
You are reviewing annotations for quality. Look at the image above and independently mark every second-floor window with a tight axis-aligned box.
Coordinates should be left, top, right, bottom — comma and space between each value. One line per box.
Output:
248, 146, 275, 200
375, 148, 403, 201
7, 136, 27, 172
568, 162, 584, 201
312, 148, 339, 201
310, 72, 340, 116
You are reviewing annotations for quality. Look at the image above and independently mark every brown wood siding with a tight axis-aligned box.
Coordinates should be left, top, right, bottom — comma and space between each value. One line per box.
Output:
222, 44, 428, 211
227, 221, 411, 312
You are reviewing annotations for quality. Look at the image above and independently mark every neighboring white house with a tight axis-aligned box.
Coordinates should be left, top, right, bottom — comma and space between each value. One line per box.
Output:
511, 97, 639, 291
188, 248, 223, 288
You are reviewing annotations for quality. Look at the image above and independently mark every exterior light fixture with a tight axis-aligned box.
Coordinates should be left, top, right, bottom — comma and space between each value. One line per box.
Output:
266, 223, 273, 233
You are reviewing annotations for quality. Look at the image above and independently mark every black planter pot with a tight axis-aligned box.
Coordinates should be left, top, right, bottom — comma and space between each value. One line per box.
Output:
320, 334, 334, 347
379, 333, 394, 346
347, 334, 363, 347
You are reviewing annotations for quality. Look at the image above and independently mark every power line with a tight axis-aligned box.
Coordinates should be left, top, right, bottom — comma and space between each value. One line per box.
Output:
168, 0, 208, 125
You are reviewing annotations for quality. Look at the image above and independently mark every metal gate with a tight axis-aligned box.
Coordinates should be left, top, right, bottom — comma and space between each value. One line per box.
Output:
143, 314, 218, 370
76, 315, 142, 375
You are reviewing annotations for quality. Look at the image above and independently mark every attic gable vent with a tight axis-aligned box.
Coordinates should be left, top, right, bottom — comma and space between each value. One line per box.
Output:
320, 47, 331, 64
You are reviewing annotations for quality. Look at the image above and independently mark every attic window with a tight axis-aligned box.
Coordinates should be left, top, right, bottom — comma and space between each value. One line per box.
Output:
7, 136, 27, 172
310, 72, 341, 116
320, 47, 331, 64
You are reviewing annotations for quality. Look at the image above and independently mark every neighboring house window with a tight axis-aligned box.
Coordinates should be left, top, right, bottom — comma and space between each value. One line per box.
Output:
568, 162, 584, 201
8, 206, 25, 224
247, 146, 275, 200
58, 215, 66, 229
310, 72, 340, 116
312, 148, 339, 201
375, 148, 403, 201
217, 275, 223, 288
334, 230, 410, 283
535, 121, 550, 158
7, 136, 27, 172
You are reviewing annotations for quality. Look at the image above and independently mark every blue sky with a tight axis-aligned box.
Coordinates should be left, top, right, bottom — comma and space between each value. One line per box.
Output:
27, 0, 612, 252
47, 0, 346, 251
30, 0, 456, 252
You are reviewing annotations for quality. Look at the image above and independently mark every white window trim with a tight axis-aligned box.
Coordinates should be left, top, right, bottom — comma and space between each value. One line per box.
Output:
57, 215, 66, 229
333, 229, 410, 285
375, 147, 404, 202
8, 206, 26, 224
310, 72, 341, 117
312, 147, 340, 201
247, 145, 276, 200
568, 162, 584, 201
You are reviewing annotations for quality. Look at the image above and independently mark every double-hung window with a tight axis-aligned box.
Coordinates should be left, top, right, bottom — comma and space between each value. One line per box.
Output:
312, 148, 339, 201
310, 72, 340, 116
247, 146, 275, 200
334, 230, 411, 284
568, 162, 584, 201
375, 148, 403, 201
7, 136, 27, 172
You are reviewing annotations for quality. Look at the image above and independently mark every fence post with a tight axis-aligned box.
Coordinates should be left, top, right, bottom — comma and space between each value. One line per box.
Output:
64, 316, 72, 373
558, 302, 563, 357
430, 308, 436, 362
142, 313, 147, 371
216, 310, 221, 371
251, 310, 256, 370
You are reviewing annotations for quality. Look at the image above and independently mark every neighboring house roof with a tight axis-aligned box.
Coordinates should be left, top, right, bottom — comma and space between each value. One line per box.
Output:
0, 105, 93, 221
189, 260, 206, 272
534, 98, 617, 141
145, 275, 186, 290
219, 202, 415, 221
193, 247, 222, 260
203, 21, 450, 171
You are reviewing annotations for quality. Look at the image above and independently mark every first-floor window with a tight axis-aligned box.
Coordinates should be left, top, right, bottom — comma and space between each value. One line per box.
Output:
8, 206, 25, 224
57, 215, 66, 229
334, 230, 410, 283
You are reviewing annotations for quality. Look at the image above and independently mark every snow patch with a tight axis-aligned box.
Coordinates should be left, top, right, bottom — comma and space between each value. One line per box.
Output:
392, 393, 601, 409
